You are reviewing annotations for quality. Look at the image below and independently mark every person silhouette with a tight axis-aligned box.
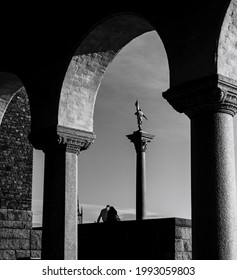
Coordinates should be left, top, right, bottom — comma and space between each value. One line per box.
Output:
97, 205, 110, 223
107, 206, 120, 223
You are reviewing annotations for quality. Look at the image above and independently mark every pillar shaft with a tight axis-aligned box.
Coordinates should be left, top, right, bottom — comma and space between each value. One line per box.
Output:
136, 150, 146, 220
29, 126, 95, 260
42, 146, 75, 260
65, 151, 78, 259
163, 74, 237, 259
191, 112, 237, 259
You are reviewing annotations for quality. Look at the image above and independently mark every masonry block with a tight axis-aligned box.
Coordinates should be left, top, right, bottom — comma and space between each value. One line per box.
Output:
175, 251, 192, 260
0, 250, 16, 260
31, 230, 42, 250
31, 250, 41, 259
175, 239, 184, 252
175, 226, 191, 239
0, 228, 30, 238
0, 221, 32, 229
0, 209, 7, 220
183, 239, 192, 252
16, 250, 30, 259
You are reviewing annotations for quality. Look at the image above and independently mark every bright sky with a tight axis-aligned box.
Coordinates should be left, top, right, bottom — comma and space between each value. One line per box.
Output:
32, 31, 193, 225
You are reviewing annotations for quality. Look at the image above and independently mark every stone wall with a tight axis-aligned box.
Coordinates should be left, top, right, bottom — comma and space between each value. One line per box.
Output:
78, 218, 192, 260
175, 219, 192, 260
29, 218, 192, 260
0, 209, 32, 259
30, 229, 42, 259
0, 87, 33, 259
0, 210, 42, 259
0, 87, 33, 210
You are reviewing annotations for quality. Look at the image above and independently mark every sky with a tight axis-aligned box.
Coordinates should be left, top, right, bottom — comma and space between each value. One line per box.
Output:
32, 31, 192, 226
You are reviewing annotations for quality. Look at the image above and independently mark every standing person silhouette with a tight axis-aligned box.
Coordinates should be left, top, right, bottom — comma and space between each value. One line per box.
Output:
97, 205, 110, 223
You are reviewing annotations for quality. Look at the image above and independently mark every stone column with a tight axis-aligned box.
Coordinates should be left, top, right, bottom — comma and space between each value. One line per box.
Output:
29, 126, 95, 260
127, 130, 155, 220
163, 74, 237, 259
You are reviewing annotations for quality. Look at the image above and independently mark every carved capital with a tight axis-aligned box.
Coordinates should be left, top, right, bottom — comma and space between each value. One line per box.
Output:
28, 125, 95, 154
57, 125, 95, 155
127, 130, 155, 153
162, 75, 237, 118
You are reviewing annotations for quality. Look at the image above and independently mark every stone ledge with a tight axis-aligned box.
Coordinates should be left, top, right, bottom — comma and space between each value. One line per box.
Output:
174, 218, 191, 227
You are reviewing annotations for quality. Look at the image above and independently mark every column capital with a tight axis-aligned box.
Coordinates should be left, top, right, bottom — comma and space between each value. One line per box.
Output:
57, 125, 95, 154
127, 130, 155, 153
29, 125, 96, 154
163, 74, 237, 118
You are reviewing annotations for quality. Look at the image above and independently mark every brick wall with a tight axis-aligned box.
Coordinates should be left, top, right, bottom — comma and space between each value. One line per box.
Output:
0, 87, 33, 259
0, 209, 32, 259
0, 87, 33, 210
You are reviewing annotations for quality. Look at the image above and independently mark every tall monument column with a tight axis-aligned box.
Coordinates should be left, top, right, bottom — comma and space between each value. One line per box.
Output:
127, 100, 155, 220
127, 130, 154, 220
163, 74, 237, 259
29, 126, 95, 260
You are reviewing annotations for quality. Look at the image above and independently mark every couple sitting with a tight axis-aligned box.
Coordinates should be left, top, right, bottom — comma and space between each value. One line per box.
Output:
97, 205, 120, 223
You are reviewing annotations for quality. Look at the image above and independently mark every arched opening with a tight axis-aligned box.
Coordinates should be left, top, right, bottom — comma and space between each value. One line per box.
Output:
58, 14, 190, 223
78, 31, 190, 222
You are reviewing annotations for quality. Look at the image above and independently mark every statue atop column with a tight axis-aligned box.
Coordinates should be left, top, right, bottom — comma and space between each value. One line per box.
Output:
127, 100, 155, 220
135, 99, 147, 131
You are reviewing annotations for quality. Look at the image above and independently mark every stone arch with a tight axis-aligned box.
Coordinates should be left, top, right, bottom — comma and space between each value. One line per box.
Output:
58, 14, 167, 133
0, 73, 23, 125
218, 0, 237, 79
